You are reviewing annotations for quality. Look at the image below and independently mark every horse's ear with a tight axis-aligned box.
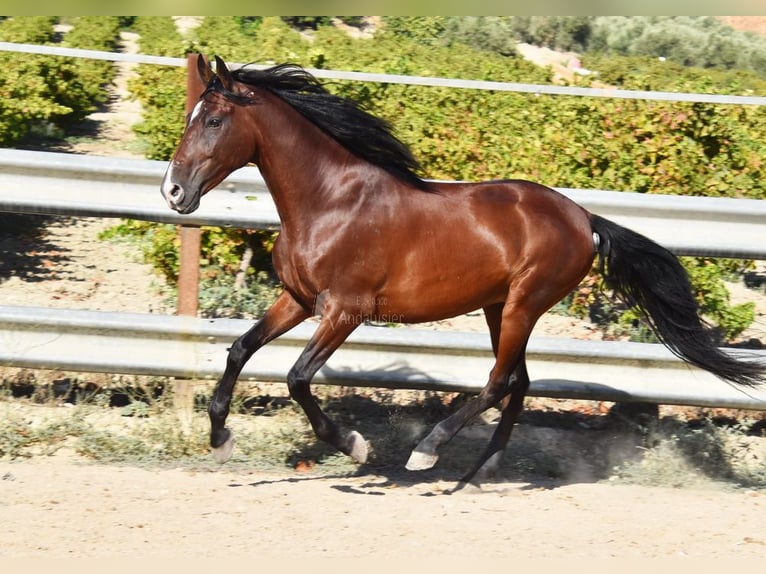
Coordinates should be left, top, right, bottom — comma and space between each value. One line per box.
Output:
197, 54, 214, 86
214, 55, 234, 92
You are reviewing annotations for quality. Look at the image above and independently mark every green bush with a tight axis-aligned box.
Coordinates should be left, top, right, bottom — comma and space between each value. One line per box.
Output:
589, 16, 766, 77
0, 16, 120, 144
444, 16, 766, 79
191, 15, 259, 63
119, 16, 761, 340
0, 17, 66, 144
0, 15, 56, 43
52, 16, 121, 127
128, 16, 187, 161
100, 220, 280, 319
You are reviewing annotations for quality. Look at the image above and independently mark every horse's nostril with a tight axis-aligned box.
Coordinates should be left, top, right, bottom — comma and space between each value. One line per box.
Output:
162, 180, 186, 210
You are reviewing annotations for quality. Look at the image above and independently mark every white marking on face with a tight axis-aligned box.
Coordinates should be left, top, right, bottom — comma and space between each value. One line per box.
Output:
188, 101, 203, 126
163, 163, 174, 184
161, 164, 177, 200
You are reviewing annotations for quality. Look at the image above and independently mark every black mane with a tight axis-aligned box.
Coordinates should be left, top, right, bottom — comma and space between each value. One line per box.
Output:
211, 63, 433, 191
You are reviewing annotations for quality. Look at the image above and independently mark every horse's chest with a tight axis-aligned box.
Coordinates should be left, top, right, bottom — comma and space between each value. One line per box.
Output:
272, 229, 384, 300
271, 234, 337, 304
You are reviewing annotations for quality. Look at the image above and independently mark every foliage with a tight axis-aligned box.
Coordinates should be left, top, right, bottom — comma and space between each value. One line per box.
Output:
100, 220, 180, 284
235, 16, 262, 36
198, 271, 281, 319
589, 16, 766, 77
380, 16, 449, 46
445, 16, 766, 79
232, 16, 307, 65
55, 16, 121, 126
100, 220, 280, 319
190, 15, 257, 63
684, 258, 756, 341
440, 17, 519, 56
115, 16, 762, 339
580, 257, 755, 343
503, 16, 594, 52
611, 416, 766, 489
0, 15, 56, 43
281, 16, 333, 30
0, 16, 120, 145
2, 384, 765, 487
0, 410, 90, 458
127, 16, 187, 161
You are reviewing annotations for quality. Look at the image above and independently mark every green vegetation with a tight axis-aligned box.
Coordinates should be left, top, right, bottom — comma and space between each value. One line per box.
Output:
0, 16, 120, 145
117, 16, 761, 341
127, 16, 187, 161
0, 16, 762, 341
434, 16, 766, 78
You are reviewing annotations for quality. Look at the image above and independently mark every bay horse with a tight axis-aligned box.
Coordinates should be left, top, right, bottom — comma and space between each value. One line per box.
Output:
161, 55, 765, 482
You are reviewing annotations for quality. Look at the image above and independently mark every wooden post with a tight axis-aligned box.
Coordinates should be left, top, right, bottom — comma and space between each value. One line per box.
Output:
176, 224, 201, 316
174, 53, 206, 427
176, 53, 205, 317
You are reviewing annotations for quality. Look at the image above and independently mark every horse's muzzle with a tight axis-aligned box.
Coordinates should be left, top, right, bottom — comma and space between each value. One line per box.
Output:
161, 170, 200, 214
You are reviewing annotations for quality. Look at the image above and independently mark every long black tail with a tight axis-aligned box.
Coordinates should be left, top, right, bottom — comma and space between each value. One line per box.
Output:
590, 214, 765, 388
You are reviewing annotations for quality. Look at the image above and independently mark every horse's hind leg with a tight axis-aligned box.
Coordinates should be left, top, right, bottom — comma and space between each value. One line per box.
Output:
209, 291, 309, 463
461, 302, 529, 481
406, 296, 534, 472
460, 356, 530, 483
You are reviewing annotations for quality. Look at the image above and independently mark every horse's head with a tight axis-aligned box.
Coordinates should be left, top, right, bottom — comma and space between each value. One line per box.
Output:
161, 55, 256, 214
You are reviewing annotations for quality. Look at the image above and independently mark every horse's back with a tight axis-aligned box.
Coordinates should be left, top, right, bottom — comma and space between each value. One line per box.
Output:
434, 178, 592, 237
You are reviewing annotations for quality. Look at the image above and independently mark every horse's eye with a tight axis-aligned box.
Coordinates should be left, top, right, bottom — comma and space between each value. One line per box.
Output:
207, 117, 222, 128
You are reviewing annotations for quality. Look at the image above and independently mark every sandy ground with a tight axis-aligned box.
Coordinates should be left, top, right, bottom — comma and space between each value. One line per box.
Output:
1, 24, 766, 560
1, 455, 765, 559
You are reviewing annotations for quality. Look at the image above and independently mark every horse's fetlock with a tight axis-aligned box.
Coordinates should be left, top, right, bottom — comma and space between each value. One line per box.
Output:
286, 369, 309, 398
210, 427, 231, 449
207, 397, 230, 421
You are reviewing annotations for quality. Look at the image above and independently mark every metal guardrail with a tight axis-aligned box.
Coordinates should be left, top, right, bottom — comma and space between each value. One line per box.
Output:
2, 148, 765, 259
0, 148, 765, 409
1, 305, 765, 410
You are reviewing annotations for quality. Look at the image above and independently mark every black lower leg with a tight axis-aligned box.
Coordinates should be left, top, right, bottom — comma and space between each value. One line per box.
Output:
407, 380, 510, 470
461, 362, 530, 483
207, 331, 259, 448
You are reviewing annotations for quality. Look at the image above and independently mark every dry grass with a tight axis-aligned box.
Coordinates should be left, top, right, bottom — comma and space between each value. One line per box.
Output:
1, 376, 765, 490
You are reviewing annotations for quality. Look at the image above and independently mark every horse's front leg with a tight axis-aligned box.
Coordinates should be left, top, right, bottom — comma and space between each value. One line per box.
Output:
286, 310, 367, 462
209, 291, 310, 463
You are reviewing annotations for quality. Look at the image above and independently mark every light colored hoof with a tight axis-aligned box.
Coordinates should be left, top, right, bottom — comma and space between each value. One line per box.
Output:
211, 434, 235, 464
405, 449, 439, 471
347, 430, 369, 464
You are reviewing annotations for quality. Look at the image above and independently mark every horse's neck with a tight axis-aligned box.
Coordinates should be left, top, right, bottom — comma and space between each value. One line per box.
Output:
253, 99, 359, 231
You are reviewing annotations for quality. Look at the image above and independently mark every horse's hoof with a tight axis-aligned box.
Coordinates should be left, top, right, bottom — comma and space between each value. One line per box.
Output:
347, 430, 369, 464
211, 433, 235, 464
405, 449, 439, 471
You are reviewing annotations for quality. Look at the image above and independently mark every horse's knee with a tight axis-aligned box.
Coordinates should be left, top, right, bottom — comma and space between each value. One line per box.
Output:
226, 334, 254, 367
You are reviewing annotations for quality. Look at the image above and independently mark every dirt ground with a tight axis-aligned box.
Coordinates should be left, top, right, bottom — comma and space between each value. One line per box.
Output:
0, 453, 765, 559
1, 24, 766, 560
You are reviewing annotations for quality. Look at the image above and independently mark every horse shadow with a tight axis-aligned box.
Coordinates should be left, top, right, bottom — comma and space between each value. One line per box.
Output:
237, 360, 658, 494
231, 353, 765, 495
